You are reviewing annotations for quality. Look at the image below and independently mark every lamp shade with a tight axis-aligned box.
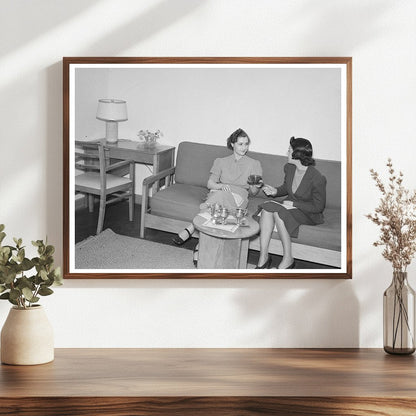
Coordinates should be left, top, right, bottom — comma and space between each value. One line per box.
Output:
96, 99, 128, 122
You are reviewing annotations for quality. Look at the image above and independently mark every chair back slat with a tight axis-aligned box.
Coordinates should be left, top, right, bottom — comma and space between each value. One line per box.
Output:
75, 141, 109, 177
74, 140, 135, 235
75, 163, 100, 171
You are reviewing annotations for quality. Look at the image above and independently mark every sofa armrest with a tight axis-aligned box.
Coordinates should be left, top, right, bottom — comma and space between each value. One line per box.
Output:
140, 166, 176, 238
142, 166, 176, 187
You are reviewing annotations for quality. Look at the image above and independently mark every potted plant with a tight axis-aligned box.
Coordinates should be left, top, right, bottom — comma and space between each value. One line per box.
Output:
0, 224, 62, 365
367, 159, 416, 354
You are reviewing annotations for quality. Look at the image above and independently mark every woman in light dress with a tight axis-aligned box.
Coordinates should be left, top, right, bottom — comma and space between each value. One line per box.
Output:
172, 128, 263, 266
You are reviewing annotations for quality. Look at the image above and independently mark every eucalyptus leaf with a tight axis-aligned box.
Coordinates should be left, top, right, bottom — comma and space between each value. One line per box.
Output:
22, 287, 34, 301
13, 237, 22, 248
17, 248, 25, 263
21, 257, 34, 271
9, 288, 21, 301
38, 287, 54, 296
17, 276, 35, 290
45, 245, 55, 256
39, 269, 48, 281
2, 271, 17, 285
0, 224, 4, 232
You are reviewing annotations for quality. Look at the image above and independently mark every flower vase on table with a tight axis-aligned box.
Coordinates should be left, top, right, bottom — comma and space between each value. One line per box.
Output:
367, 159, 416, 355
137, 129, 163, 148
383, 271, 415, 354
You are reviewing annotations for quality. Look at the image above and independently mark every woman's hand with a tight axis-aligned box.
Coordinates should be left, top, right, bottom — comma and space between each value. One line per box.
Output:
220, 184, 231, 192
262, 184, 277, 197
207, 177, 231, 192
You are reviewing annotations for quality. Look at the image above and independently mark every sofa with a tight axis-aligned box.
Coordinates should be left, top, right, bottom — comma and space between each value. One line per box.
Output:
140, 141, 341, 267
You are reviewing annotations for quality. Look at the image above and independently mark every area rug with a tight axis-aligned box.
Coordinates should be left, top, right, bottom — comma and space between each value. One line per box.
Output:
75, 229, 195, 269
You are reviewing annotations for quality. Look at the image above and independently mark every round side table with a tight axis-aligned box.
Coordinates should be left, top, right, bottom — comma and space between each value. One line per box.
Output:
193, 214, 260, 269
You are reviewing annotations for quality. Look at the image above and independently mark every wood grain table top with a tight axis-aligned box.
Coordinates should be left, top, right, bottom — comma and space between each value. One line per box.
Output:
1, 348, 416, 415
1, 348, 415, 397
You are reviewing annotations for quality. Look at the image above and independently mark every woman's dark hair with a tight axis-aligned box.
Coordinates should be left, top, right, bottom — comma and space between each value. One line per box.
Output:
290, 136, 315, 166
227, 128, 250, 150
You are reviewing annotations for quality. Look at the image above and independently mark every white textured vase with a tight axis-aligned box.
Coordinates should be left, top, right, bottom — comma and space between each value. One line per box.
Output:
1, 305, 54, 365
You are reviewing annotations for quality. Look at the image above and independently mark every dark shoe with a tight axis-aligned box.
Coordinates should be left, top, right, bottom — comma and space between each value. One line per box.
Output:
172, 227, 192, 246
278, 260, 295, 269
255, 256, 272, 269
193, 246, 199, 267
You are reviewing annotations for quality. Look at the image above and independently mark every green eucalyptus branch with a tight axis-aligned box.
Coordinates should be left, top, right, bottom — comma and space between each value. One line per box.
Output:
0, 224, 62, 309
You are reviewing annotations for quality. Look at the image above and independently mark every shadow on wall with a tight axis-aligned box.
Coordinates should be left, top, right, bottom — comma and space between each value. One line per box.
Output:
45, 0, 205, 262
80, 0, 206, 55
233, 280, 359, 348
2, 0, 102, 56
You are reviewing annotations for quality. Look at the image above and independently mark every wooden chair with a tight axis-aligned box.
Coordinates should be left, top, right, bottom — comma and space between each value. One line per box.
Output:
75, 140, 135, 235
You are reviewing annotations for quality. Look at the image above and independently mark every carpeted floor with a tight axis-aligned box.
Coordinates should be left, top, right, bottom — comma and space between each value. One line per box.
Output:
75, 229, 197, 270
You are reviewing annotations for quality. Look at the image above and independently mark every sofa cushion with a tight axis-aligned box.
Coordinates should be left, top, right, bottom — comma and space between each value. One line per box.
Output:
151, 185, 341, 251
150, 183, 208, 221
290, 208, 341, 251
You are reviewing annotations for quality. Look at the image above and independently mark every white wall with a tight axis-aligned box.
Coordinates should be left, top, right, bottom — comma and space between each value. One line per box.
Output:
1, 0, 415, 348
75, 67, 342, 159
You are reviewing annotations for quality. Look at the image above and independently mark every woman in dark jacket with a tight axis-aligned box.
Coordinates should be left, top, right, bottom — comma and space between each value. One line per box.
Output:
256, 137, 326, 269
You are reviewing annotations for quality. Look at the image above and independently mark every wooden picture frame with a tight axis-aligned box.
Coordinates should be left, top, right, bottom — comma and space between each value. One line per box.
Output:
63, 57, 352, 279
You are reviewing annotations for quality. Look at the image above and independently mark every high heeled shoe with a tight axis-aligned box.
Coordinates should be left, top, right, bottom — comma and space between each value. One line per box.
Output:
278, 260, 295, 269
172, 227, 192, 246
255, 256, 272, 269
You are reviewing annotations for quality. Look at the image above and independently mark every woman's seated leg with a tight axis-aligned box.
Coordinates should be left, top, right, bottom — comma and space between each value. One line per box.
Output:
273, 212, 294, 269
256, 210, 274, 268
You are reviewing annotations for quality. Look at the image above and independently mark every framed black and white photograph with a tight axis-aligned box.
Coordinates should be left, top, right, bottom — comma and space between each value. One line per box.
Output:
63, 57, 352, 279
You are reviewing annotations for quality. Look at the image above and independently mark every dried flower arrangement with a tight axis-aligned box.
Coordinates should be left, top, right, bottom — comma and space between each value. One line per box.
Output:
137, 129, 163, 146
366, 159, 416, 272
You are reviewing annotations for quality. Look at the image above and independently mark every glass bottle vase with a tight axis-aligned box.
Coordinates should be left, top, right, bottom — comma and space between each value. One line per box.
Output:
383, 271, 415, 355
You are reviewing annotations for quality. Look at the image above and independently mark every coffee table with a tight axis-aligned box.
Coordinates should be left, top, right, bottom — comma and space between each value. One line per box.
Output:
193, 213, 260, 269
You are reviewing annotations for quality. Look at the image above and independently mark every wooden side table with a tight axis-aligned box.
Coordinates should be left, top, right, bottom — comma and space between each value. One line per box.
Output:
193, 213, 259, 269
107, 140, 175, 194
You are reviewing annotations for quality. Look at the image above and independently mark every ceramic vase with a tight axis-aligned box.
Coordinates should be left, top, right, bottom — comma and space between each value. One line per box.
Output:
383, 271, 415, 355
1, 305, 54, 365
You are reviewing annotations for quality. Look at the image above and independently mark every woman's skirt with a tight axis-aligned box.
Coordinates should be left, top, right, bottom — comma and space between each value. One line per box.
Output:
259, 201, 315, 238
201, 185, 249, 211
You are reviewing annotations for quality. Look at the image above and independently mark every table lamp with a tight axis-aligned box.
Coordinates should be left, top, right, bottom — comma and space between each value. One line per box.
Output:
96, 99, 128, 143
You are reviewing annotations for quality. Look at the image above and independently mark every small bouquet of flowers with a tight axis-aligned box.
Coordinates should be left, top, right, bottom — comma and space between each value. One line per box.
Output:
137, 129, 163, 146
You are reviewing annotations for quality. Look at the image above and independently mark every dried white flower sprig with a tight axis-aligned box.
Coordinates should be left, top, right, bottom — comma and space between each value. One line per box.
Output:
366, 159, 416, 272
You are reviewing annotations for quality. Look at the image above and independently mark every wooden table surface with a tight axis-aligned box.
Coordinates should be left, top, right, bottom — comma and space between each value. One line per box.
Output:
1, 348, 415, 415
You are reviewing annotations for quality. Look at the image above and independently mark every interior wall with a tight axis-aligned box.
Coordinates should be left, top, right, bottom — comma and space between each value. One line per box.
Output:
1, 0, 415, 348
75, 67, 341, 159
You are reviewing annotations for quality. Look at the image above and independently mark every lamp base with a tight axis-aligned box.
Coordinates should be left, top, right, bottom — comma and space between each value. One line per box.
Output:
105, 121, 118, 143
